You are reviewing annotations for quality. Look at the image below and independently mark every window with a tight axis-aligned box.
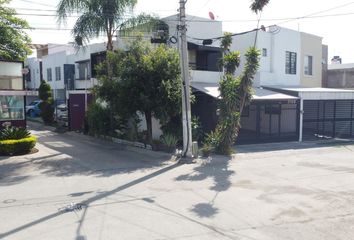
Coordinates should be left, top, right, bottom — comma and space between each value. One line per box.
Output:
304, 55, 313, 75
77, 61, 90, 80
0, 61, 23, 90
0, 96, 24, 120
47, 68, 52, 81
0, 76, 22, 90
285, 51, 297, 74
55, 67, 61, 81
262, 48, 267, 57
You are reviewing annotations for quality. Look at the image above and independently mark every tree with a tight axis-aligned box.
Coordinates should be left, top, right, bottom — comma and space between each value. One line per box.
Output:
0, 0, 32, 61
38, 81, 54, 124
95, 37, 182, 144
57, 0, 157, 51
204, 0, 269, 155
211, 34, 259, 155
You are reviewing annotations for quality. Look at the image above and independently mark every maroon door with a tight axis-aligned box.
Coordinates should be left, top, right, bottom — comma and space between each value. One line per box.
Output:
68, 93, 92, 131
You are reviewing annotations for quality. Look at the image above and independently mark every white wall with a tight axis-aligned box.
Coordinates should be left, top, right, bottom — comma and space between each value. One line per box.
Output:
138, 113, 163, 140
190, 70, 221, 84
25, 58, 41, 90
163, 14, 222, 47
231, 27, 302, 87
271, 27, 301, 86
300, 32, 323, 87
48, 43, 75, 55
42, 51, 75, 92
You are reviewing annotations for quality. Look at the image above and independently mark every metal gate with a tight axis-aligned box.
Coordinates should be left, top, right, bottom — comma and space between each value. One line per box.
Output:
68, 93, 92, 131
238, 100, 299, 144
303, 100, 354, 140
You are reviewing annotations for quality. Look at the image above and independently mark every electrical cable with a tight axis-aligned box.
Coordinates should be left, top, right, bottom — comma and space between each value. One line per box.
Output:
189, 0, 213, 22
13, 11, 354, 22
15, 0, 56, 8
276, 0, 354, 25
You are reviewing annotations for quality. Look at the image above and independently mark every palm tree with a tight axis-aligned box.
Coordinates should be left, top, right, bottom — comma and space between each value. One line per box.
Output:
250, 0, 270, 13
57, 0, 157, 51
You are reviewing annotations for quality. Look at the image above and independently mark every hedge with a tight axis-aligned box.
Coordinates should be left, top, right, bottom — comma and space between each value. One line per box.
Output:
0, 136, 37, 155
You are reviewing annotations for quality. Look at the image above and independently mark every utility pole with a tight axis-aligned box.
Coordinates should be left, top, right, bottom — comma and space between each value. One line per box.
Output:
178, 0, 193, 158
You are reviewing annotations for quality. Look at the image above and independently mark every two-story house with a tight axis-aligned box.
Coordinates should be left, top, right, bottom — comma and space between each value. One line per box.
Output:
191, 25, 354, 143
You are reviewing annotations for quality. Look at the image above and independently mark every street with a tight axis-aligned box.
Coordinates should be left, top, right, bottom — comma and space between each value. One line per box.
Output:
1, 127, 354, 239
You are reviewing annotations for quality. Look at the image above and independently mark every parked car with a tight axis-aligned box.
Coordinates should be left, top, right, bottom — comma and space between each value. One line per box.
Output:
55, 103, 68, 125
26, 100, 42, 117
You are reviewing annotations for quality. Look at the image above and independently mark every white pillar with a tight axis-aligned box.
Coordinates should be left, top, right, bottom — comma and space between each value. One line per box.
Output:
299, 98, 304, 142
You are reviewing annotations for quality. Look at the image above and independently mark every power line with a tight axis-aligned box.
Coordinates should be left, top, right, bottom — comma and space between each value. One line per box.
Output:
189, 0, 213, 22
14, 7, 57, 12
276, 1, 354, 25
14, 7, 177, 14
14, 11, 354, 23
15, 0, 56, 8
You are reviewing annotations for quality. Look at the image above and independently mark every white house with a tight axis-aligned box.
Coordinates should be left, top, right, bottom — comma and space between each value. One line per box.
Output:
191, 25, 354, 143
230, 26, 323, 88
24, 16, 354, 142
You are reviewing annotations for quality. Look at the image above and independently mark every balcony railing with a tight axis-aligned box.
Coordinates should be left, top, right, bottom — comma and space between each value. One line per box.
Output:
190, 70, 222, 84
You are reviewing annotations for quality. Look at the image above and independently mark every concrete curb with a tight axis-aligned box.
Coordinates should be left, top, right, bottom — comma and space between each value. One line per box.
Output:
64, 131, 174, 159
28, 122, 175, 159
27, 120, 57, 132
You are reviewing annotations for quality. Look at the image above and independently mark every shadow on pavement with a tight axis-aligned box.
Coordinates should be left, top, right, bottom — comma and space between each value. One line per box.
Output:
26, 128, 172, 178
0, 162, 182, 239
235, 140, 354, 153
175, 156, 235, 219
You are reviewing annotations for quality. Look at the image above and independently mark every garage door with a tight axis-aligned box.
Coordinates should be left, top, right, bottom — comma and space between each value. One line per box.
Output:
303, 100, 354, 140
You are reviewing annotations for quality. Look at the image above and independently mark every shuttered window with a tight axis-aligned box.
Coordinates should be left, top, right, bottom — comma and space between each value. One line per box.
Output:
285, 51, 297, 75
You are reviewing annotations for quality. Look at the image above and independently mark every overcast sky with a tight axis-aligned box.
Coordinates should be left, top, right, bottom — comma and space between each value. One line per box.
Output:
9, 0, 354, 63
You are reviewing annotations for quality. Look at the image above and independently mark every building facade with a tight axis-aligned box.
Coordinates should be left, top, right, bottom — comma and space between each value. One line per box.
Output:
0, 61, 26, 128
326, 63, 354, 89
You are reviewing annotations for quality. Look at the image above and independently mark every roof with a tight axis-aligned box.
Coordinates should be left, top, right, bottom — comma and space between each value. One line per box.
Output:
162, 14, 221, 23
328, 63, 354, 70
252, 88, 299, 100
191, 82, 298, 100
191, 82, 220, 98
264, 86, 354, 100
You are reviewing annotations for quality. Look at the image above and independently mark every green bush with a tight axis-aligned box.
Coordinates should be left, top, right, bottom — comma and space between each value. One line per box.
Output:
160, 116, 182, 142
191, 116, 204, 142
0, 136, 37, 155
0, 127, 31, 140
200, 144, 215, 157
87, 102, 111, 137
38, 81, 54, 124
161, 134, 178, 148
39, 101, 54, 124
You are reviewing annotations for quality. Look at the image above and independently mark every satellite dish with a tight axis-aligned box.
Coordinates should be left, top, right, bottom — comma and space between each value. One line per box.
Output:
209, 12, 215, 20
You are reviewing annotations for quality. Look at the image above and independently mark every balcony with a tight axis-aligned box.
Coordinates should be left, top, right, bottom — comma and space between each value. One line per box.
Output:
74, 78, 97, 90
190, 70, 222, 84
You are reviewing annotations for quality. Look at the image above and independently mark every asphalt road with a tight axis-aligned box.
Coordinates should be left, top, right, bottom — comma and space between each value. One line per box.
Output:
1, 127, 354, 240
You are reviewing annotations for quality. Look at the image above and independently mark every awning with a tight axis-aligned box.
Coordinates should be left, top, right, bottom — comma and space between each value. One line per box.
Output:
264, 86, 354, 100
191, 82, 299, 101
0, 90, 38, 96
191, 82, 220, 98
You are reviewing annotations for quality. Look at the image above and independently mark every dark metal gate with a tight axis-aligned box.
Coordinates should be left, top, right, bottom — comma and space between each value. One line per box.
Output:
68, 93, 92, 131
237, 100, 299, 144
303, 100, 354, 140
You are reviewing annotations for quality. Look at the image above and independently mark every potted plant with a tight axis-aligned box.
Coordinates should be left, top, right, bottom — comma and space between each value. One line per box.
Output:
0, 125, 37, 156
